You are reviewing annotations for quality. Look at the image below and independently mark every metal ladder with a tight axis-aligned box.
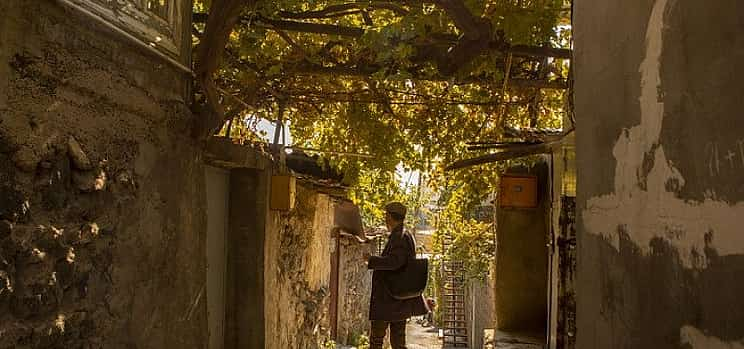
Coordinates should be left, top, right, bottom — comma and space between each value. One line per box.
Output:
441, 235, 468, 348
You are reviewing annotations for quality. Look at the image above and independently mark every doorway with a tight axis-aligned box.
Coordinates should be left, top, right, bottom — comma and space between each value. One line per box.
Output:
494, 162, 550, 346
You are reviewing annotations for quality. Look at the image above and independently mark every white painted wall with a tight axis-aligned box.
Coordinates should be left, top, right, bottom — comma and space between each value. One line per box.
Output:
205, 166, 229, 349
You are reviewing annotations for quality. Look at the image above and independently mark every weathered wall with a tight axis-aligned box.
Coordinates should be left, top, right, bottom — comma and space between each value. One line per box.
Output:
204, 165, 229, 349
0, 1, 206, 348
466, 275, 495, 349
336, 236, 374, 345
575, 1, 744, 348
226, 169, 267, 349
264, 184, 334, 349
495, 162, 549, 332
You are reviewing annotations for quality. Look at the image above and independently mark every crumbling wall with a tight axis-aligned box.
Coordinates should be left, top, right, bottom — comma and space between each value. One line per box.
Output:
336, 236, 374, 345
0, 1, 206, 348
264, 184, 334, 349
575, 1, 744, 348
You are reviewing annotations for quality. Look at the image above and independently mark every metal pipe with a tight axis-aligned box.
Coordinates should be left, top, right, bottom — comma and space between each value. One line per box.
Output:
56, 0, 193, 75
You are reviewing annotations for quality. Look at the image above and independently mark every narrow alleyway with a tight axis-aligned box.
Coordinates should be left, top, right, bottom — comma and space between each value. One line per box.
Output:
405, 322, 545, 349
407, 321, 441, 349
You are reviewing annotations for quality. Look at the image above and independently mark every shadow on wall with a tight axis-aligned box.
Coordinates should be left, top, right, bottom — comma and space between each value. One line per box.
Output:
582, 227, 744, 349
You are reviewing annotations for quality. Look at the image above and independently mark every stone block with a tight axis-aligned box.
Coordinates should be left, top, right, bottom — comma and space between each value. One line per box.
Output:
11, 146, 39, 172
67, 136, 92, 170
0, 220, 11, 239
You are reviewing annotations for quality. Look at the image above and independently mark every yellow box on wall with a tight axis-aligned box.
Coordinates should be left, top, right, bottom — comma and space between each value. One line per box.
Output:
271, 175, 296, 210
499, 175, 538, 208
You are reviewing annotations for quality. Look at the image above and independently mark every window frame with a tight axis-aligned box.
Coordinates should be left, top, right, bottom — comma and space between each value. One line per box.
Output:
66, 0, 191, 64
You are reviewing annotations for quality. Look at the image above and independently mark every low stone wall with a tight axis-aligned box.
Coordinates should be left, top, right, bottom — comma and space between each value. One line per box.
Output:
337, 236, 375, 345
264, 184, 335, 349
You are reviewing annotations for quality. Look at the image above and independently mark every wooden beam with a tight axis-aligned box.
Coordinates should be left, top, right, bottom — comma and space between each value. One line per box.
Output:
445, 130, 574, 171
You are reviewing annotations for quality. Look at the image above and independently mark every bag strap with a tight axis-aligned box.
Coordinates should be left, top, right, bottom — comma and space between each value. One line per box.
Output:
402, 231, 417, 260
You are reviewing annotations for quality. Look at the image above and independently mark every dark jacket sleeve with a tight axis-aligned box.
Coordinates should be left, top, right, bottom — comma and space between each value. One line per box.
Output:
368, 235, 409, 271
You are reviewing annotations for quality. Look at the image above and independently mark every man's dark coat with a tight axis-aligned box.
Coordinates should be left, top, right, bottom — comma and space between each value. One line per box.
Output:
368, 225, 429, 321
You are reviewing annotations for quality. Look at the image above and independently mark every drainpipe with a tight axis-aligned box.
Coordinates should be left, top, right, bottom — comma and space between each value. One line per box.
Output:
546, 152, 556, 349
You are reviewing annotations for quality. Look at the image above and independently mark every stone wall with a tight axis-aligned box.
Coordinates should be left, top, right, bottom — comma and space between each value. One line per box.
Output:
264, 184, 335, 349
336, 236, 375, 345
0, 1, 206, 348
575, 1, 744, 348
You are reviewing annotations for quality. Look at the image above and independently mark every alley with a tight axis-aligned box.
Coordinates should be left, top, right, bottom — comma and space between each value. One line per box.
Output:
5, 1, 744, 349
407, 321, 441, 349
406, 323, 544, 349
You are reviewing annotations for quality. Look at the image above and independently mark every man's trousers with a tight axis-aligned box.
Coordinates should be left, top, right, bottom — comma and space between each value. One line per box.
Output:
370, 320, 407, 349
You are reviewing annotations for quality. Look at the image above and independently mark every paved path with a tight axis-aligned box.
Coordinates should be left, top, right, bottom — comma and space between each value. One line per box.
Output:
485, 330, 543, 349
407, 321, 441, 349
338, 323, 543, 349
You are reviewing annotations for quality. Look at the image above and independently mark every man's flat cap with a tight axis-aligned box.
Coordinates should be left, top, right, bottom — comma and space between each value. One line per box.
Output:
385, 202, 407, 217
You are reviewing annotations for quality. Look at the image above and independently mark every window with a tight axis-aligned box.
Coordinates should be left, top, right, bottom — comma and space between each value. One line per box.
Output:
67, 0, 189, 62
146, 0, 170, 20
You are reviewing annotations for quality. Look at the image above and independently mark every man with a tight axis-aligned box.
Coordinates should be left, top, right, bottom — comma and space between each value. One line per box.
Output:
365, 202, 429, 349
424, 297, 436, 326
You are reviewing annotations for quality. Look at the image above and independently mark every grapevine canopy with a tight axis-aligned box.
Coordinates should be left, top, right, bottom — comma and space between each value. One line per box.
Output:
192, 0, 572, 223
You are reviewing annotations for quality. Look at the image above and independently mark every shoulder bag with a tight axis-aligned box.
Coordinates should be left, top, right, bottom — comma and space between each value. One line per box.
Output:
383, 233, 429, 300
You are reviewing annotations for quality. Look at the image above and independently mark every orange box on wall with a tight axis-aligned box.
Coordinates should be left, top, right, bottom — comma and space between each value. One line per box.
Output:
499, 175, 538, 208
271, 175, 296, 210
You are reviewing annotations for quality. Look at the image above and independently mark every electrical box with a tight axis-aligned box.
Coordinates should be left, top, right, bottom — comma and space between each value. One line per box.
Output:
499, 175, 538, 208
270, 175, 296, 210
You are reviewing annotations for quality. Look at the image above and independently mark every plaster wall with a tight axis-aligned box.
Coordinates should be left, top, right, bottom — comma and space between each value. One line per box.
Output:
225, 169, 267, 349
205, 166, 229, 349
575, 1, 744, 348
467, 276, 495, 349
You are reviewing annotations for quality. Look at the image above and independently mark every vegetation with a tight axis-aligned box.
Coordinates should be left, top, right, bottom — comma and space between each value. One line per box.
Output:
192, 0, 572, 275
